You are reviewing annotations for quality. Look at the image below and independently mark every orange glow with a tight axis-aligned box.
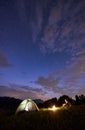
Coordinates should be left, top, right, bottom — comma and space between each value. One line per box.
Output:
52, 105, 56, 111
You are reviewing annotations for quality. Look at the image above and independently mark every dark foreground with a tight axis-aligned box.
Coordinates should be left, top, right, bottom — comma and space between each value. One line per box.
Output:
0, 105, 85, 130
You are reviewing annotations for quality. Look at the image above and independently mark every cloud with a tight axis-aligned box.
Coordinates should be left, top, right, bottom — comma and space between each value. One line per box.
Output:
0, 83, 47, 100
0, 85, 36, 99
0, 52, 85, 99
35, 76, 61, 92
8, 83, 43, 93
38, 0, 85, 57
35, 54, 85, 98
0, 52, 13, 67
67, 55, 85, 76
58, 54, 85, 96
15, 0, 85, 58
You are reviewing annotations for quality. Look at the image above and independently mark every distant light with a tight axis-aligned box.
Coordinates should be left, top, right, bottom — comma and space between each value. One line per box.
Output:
52, 105, 56, 111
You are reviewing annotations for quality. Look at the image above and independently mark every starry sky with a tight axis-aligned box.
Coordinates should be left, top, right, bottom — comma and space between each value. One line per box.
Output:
0, 0, 85, 100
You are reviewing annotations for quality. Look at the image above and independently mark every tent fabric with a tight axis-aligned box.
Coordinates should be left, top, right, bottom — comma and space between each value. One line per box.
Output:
16, 99, 39, 114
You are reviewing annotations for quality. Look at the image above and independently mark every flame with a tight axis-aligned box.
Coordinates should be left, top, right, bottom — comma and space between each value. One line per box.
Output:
52, 105, 56, 111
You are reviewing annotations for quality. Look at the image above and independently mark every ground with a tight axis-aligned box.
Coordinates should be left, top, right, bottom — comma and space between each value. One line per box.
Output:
0, 105, 85, 130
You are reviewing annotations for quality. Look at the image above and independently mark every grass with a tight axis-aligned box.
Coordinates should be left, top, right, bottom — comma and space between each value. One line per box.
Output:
0, 105, 85, 130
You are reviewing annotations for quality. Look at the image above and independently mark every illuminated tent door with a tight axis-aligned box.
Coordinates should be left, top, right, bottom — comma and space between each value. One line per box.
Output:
16, 99, 39, 114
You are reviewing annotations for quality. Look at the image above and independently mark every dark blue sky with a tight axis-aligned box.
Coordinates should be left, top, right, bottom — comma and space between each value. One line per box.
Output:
0, 0, 85, 100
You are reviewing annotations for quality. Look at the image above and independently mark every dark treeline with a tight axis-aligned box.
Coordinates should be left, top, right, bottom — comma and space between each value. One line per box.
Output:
0, 94, 85, 114
38, 94, 85, 108
0, 97, 21, 115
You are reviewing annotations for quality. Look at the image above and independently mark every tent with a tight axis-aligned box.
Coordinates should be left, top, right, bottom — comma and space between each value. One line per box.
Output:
16, 99, 39, 114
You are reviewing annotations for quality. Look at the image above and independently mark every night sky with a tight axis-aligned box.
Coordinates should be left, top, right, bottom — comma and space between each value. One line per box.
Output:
0, 0, 85, 100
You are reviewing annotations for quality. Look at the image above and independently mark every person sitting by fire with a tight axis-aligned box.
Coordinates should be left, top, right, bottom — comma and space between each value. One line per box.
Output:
62, 99, 71, 107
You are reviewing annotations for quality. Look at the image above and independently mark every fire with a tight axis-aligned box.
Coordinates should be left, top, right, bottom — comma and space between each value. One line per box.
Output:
52, 105, 56, 111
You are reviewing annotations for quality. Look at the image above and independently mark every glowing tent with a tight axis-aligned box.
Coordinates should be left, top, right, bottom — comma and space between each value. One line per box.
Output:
16, 99, 39, 114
